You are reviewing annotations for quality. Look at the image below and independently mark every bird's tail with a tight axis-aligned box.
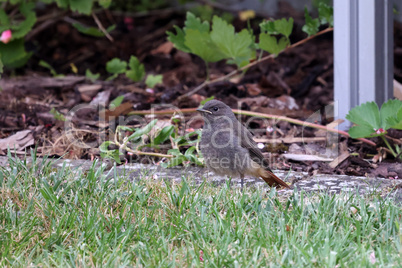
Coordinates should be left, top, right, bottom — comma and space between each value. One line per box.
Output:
258, 167, 290, 188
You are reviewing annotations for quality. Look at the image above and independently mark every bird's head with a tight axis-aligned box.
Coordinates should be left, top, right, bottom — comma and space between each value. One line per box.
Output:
196, 100, 236, 123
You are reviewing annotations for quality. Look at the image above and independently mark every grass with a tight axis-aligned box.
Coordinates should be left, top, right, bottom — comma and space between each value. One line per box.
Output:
1, 152, 402, 267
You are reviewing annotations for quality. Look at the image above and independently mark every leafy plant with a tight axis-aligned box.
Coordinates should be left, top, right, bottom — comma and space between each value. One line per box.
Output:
105, 55, 162, 87
72, 22, 115, 37
49, 108, 66, 121
167, 12, 254, 76
100, 118, 202, 167
318, 2, 334, 27
346, 99, 402, 159
39, 60, 64, 77
126, 56, 146, 82
302, 3, 334, 36
85, 69, 100, 82
145, 74, 163, 88
302, 7, 320, 36
168, 4, 333, 77
106, 58, 127, 79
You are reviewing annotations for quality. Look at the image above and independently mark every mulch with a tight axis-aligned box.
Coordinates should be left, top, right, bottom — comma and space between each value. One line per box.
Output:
0, 3, 401, 179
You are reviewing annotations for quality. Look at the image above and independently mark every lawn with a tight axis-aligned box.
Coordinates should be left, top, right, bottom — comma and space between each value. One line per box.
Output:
1, 154, 402, 267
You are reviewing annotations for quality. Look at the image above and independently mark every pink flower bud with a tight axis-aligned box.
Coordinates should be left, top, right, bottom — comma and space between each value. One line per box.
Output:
374, 128, 385, 134
0, 30, 12, 44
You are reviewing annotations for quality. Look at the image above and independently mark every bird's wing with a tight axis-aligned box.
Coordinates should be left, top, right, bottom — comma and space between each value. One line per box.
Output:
239, 125, 271, 170
239, 124, 289, 188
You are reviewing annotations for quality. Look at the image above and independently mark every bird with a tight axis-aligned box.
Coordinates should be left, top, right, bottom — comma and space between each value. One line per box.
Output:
197, 100, 289, 189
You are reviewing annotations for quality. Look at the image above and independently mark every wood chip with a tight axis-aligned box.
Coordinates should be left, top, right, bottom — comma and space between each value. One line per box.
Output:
282, 153, 333, 162
394, 79, 402, 100
328, 151, 350, 169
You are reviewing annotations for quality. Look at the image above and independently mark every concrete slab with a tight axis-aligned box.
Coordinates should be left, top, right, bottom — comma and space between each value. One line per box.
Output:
1, 156, 401, 200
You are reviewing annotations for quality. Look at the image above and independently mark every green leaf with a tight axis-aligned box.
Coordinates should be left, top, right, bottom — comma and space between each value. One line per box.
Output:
49, 108, 66, 121
210, 16, 254, 67
55, 0, 69, 9
99, 141, 114, 153
99, 141, 122, 164
318, 2, 334, 27
274, 18, 294, 38
167, 12, 231, 64
346, 99, 402, 138
125, 56, 145, 82
109, 95, 125, 109
0, 39, 32, 68
106, 73, 118, 81
127, 119, 158, 141
72, 23, 115, 37
185, 29, 225, 63
386, 105, 402, 130
380, 99, 402, 129
69, 0, 93, 15
184, 11, 210, 33
166, 26, 190, 53
0, 57, 3, 75
260, 18, 294, 39
10, 2, 36, 39
39, 60, 62, 77
161, 155, 186, 168
200, 96, 214, 105
117, 125, 136, 131
167, 148, 182, 156
106, 58, 127, 74
346, 102, 381, 138
302, 8, 320, 36
85, 69, 100, 82
98, 0, 111, 8
0, 9, 10, 28
153, 125, 175, 145
145, 74, 163, 88
259, 20, 275, 34
348, 124, 378, 139
184, 146, 202, 165
259, 33, 288, 56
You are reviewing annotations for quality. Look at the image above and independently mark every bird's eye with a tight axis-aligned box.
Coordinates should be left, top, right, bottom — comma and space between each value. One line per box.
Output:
213, 107, 219, 112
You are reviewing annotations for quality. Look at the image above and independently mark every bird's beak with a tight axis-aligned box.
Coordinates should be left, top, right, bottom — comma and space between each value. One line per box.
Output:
196, 108, 212, 114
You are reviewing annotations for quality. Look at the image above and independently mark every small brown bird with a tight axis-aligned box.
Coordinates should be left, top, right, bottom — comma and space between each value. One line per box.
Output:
197, 100, 289, 189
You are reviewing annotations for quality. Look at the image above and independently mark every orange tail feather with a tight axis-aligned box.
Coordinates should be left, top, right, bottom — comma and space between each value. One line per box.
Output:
258, 168, 289, 188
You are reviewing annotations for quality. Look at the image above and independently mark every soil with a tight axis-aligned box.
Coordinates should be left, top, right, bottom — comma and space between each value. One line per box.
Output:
0, 3, 401, 179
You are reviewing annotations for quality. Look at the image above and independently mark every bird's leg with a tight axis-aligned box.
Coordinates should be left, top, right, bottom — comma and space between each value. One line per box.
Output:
240, 174, 244, 192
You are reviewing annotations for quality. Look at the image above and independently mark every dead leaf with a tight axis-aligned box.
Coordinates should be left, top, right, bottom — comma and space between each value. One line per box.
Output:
244, 83, 262, 96
102, 102, 134, 120
238, 10, 256, 21
151, 41, 174, 55
77, 84, 103, 101
90, 89, 112, 106
0, 130, 34, 153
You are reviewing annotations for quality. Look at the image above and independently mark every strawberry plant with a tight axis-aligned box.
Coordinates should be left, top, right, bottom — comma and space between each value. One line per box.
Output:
346, 99, 402, 159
